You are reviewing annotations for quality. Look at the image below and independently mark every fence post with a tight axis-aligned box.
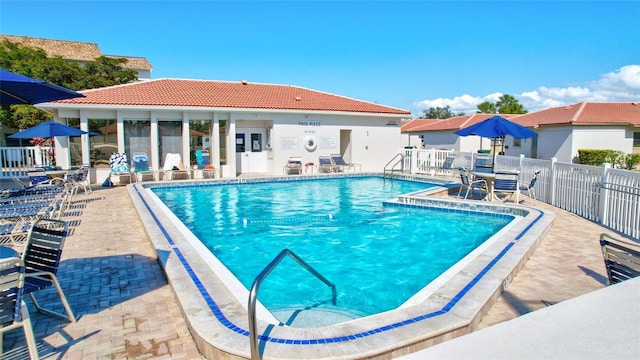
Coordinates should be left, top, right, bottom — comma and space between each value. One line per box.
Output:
519, 154, 525, 174
600, 163, 611, 226
550, 157, 557, 205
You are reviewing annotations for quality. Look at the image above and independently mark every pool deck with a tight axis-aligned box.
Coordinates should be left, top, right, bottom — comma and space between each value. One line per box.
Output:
0, 179, 635, 359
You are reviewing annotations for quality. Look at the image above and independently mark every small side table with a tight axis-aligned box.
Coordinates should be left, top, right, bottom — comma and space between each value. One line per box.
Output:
305, 162, 315, 173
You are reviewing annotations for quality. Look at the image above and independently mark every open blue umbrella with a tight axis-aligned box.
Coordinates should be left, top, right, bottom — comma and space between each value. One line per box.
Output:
9, 121, 88, 138
455, 115, 537, 171
455, 115, 537, 139
0, 68, 84, 105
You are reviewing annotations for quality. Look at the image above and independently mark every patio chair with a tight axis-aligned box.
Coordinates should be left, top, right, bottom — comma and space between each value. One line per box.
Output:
599, 233, 640, 285
519, 170, 540, 203
457, 168, 487, 200
0, 257, 39, 360
132, 153, 156, 182
492, 172, 520, 203
472, 154, 493, 173
21, 218, 76, 323
433, 155, 457, 178
109, 152, 132, 185
57, 164, 92, 195
318, 156, 336, 173
196, 150, 216, 179
162, 153, 189, 181
330, 154, 360, 172
26, 169, 50, 186
284, 156, 303, 175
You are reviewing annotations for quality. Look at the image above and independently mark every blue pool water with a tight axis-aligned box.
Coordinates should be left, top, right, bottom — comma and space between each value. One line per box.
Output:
152, 177, 513, 319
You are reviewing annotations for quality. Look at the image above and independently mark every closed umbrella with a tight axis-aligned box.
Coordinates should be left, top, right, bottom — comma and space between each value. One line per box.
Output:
455, 115, 537, 171
0, 68, 84, 105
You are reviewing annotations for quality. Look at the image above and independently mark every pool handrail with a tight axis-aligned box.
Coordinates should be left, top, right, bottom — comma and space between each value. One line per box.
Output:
248, 248, 337, 360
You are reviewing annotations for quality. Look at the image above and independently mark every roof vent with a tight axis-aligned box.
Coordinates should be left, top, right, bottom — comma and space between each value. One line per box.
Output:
295, 96, 301, 101
241, 80, 248, 85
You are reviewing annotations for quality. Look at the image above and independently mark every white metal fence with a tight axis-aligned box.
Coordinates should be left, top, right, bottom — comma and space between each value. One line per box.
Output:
403, 148, 640, 240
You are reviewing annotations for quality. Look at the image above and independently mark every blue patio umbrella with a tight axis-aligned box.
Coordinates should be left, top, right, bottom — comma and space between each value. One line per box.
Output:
9, 121, 88, 138
0, 68, 84, 105
455, 115, 537, 171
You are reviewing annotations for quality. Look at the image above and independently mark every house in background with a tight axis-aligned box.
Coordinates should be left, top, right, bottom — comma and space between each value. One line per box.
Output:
0, 34, 153, 79
402, 102, 640, 163
38, 78, 410, 181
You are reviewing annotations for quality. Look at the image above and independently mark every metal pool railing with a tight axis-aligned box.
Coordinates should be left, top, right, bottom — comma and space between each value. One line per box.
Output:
248, 248, 337, 360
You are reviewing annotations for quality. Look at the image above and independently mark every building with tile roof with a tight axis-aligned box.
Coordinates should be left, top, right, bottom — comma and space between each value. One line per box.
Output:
37, 78, 411, 180
402, 102, 640, 163
0, 34, 153, 79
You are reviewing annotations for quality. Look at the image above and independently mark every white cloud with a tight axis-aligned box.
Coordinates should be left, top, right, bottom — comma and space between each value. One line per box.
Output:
413, 64, 640, 116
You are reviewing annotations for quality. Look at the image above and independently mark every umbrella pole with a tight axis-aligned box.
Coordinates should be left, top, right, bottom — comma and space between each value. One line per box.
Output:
492, 137, 497, 172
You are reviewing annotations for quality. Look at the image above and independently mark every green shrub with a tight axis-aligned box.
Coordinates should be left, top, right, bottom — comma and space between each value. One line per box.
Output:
622, 153, 640, 170
578, 149, 621, 166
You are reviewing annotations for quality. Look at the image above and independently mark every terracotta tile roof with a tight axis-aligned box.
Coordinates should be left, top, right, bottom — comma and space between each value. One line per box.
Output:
516, 102, 640, 126
402, 113, 520, 132
402, 102, 640, 133
0, 34, 153, 70
54, 78, 411, 115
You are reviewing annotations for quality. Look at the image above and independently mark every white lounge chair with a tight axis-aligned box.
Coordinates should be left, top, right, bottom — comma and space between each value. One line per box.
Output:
162, 153, 189, 180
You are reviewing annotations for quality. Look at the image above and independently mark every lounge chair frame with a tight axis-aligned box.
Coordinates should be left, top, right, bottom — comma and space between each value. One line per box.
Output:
0, 257, 39, 360
599, 233, 640, 285
21, 218, 76, 323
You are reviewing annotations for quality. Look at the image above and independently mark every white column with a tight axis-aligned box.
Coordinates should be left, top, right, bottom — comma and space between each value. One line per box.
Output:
228, 115, 237, 177
182, 112, 190, 168
150, 112, 159, 170
212, 112, 220, 170
79, 111, 92, 183
116, 112, 125, 154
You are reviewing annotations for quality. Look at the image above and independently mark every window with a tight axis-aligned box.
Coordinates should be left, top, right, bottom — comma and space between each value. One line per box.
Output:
219, 120, 227, 165
124, 120, 151, 165
89, 119, 117, 168
67, 118, 82, 166
251, 133, 262, 152
158, 120, 182, 167
513, 138, 522, 147
189, 120, 211, 165
634, 132, 640, 147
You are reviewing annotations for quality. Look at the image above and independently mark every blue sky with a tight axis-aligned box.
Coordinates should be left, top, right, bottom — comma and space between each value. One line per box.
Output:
1, 0, 639, 117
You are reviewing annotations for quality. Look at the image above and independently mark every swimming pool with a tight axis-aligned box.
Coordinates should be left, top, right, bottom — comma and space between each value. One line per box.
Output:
129, 173, 554, 359
151, 177, 514, 323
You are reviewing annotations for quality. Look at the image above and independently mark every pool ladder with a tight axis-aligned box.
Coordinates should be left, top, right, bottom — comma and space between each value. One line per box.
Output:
248, 248, 337, 360
383, 152, 405, 178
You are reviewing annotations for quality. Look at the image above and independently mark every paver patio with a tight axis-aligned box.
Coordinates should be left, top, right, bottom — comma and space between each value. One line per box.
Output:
0, 182, 618, 359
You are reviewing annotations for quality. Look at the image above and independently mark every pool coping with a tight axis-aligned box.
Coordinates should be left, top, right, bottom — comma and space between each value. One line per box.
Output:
127, 173, 554, 359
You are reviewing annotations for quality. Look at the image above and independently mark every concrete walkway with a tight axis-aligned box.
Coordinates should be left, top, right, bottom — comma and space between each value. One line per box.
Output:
0, 183, 629, 359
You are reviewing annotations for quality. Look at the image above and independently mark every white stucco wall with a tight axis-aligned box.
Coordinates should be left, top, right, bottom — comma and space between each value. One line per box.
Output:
49, 107, 404, 179
270, 114, 402, 173
536, 126, 573, 162
571, 126, 633, 158
535, 125, 633, 163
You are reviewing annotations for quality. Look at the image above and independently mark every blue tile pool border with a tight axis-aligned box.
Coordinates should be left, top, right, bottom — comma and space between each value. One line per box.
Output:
132, 174, 546, 346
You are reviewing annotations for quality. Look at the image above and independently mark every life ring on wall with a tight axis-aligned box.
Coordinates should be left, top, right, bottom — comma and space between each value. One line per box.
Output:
304, 136, 317, 152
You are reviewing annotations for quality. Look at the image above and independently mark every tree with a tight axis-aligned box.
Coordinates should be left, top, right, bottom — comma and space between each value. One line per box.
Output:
476, 101, 496, 114
496, 94, 527, 114
421, 105, 465, 119
0, 40, 138, 130
476, 94, 527, 114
